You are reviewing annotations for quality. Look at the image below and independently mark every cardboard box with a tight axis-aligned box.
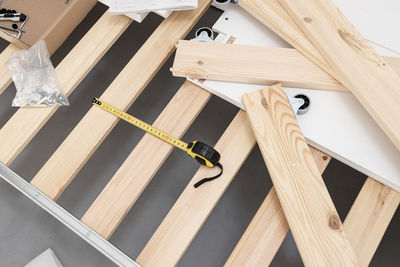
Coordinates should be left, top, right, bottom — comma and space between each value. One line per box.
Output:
0, 0, 97, 54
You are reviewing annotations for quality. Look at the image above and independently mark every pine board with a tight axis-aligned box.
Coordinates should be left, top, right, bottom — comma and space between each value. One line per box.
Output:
0, 12, 132, 166
29, 0, 212, 200
81, 81, 211, 239
278, 0, 400, 152
225, 147, 331, 266
344, 178, 400, 266
172, 40, 400, 92
243, 85, 356, 266
195, 5, 400, 192
137, 110, 256, 267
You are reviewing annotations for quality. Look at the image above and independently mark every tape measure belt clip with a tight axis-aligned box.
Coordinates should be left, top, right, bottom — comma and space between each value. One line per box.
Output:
187, 141, 220, 167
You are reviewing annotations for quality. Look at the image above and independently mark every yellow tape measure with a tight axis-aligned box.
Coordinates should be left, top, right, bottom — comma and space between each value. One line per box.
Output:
92, 98, 223, 188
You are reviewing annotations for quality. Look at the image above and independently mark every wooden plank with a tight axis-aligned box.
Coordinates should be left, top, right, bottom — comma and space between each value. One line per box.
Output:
242, 84, 356, 266
0, 44, 20, 95
198, 5, 400, 193
137, 110, 256, 266
225, 148, 332, 266
277, 0, 400, 151
0, 12, 132, 166
238, 0, 330, 71
344, 178, 400, 266
226, 157, 400, 266
171, 40, 400, 92
81, 81, 211, 239
30, 0, 212, 201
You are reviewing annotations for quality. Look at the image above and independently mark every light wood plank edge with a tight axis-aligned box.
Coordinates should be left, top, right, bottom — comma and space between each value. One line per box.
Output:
227, 176, 400, 267
171, 40, 400, 92
29, 0, 213, 201
0, 12, 132, 166
137, 110, 256, 267
0, 44, 20, 95
81, 81, 211, 239
242, 84, 357, 266
278, 0, 400, 155
225, 147, 332, 266
344, 178, 400, 266
238, 0, 331, 73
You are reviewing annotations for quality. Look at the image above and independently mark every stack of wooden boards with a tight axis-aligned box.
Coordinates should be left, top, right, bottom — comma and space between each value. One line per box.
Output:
171, 0, 400, 265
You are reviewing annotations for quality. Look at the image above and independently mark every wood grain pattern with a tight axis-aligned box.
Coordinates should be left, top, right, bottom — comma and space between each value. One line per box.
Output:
172, 40, 400, 92
0, 12, 132, 166
137, 110, 256, 267
238, 0, 330, 72
225, 187, 289, 267
278, 0, 400, 152
81, 81, 211, 239
242, 84, 356, 266
29, 0, 212, 201
226, 155, 400, 267
172, 40, 343, 91
344, 178, 400, 266
225, 147, 332, 266
171, 40, 400, 91
0, 44, 20, 95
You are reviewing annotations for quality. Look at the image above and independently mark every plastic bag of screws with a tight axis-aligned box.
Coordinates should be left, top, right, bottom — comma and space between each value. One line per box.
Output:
6, 40, 69, 107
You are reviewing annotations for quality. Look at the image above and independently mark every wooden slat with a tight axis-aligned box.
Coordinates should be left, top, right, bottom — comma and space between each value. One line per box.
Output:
242, 85, 356, 266
0, 12, 132, 166
238, 0, 330, 72
137, 110, 256, 266
0, 44, 20, 95
172, 40, 400, 92
344, 178, 400, 266
226, 176, 400, 267
278, 0, 400, 152
81, 81, 211, 239
225, 148, 332, 266
30, 0, 212, 201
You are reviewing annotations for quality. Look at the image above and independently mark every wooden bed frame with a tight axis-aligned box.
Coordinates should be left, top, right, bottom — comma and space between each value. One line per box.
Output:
0, 0, 399, 266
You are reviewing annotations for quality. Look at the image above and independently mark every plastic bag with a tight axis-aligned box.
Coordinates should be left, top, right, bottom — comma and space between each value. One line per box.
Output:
6, 40, 69, 107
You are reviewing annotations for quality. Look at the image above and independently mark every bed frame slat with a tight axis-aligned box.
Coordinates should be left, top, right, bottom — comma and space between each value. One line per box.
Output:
226, 149, 332, 266
81, 81, 211, 239
137, 110, 256, 266
0, 44, 19, 95
29, 0, 212, 201
0, 12, 131, 166
344, 178, 400, 266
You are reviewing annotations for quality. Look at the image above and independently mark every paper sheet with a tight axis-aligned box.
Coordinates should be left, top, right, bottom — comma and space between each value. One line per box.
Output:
109, 0, 198, 14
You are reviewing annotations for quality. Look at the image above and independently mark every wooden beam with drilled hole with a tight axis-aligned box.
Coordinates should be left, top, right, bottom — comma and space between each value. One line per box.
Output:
29, 0, 212, 201
0, 12, 132, 166
277, 0, 400, 151
81, 81, 211, 239
171, 40, 400, 92
242, 84, 356, 266
137, 110, 256, 266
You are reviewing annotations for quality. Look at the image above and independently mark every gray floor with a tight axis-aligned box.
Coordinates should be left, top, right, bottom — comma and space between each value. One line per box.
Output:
0, 3, 399, 267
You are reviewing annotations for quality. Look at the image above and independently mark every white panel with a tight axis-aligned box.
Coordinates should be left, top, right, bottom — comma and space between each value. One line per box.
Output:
196, 4, 400, 191
97, 0, 149, 22
25, 249, 63, 267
